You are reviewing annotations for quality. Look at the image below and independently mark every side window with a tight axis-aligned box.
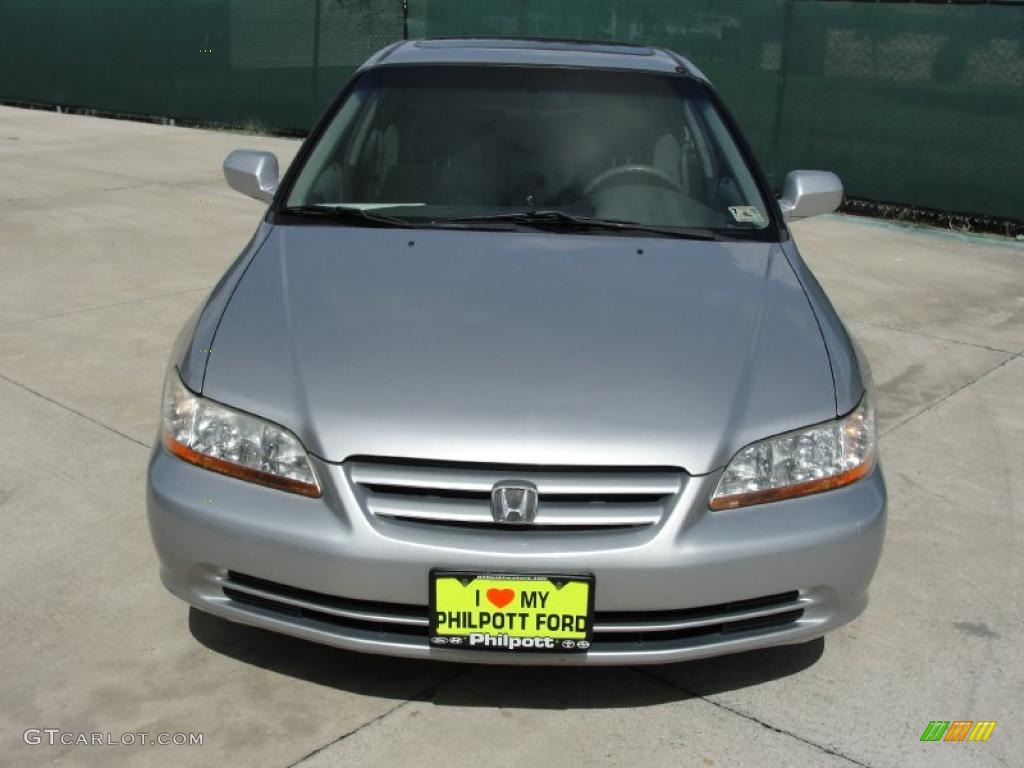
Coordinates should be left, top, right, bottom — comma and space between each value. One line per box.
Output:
681, 101, 715, 204
345, 95, 379, 168
344, 95, 382, 199
695, 99, 767, 216
287, 85, 369, 205
350, 104, 403, 201
682, 101, 715, 179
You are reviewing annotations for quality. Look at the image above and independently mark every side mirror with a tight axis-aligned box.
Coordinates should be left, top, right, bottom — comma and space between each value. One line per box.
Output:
223, 150, 279, 202
778, 170, 843, 221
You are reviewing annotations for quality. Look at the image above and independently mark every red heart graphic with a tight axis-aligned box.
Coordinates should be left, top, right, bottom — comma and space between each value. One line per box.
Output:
486, 588, 516, 609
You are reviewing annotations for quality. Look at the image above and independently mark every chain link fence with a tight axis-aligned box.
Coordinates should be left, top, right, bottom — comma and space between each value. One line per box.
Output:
1, 0, 1021, 221
0, 0, 403, 131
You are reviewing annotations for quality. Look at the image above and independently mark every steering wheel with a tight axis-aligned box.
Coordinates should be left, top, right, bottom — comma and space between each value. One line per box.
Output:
583, 164, 685, 197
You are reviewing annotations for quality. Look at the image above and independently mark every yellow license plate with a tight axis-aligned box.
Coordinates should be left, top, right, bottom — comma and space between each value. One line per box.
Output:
430, 571, 594, 653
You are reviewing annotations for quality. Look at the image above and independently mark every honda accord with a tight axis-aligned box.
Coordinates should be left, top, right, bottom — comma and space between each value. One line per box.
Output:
147, 38, 886, 664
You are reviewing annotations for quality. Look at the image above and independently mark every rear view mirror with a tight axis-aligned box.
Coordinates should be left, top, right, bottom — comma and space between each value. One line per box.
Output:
223, 150, 279, 202
778, 171, 843, 221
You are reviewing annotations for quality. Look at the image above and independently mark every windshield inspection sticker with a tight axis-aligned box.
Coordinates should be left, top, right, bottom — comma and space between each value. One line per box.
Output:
728, 206, 766, 224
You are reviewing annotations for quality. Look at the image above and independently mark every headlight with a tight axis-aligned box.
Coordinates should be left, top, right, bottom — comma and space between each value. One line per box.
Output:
161, 370, 321, 497
710, 394, 876, 510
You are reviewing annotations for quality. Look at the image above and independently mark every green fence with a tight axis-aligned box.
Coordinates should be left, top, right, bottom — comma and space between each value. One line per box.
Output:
0, 0, 403, 130
1, 0, 1022, 220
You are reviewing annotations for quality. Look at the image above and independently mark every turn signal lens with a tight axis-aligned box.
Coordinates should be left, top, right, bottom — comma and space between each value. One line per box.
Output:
161, 370, 321, 497
710, 395, 876, 510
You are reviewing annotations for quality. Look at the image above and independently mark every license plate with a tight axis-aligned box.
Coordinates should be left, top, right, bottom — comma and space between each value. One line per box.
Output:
429, 571, 594, 653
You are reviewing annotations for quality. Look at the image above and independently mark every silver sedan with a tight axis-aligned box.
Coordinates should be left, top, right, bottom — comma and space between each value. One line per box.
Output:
147, 38, 885, 665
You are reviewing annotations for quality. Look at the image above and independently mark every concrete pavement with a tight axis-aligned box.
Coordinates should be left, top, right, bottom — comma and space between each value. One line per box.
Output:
0, 105, 1021, 768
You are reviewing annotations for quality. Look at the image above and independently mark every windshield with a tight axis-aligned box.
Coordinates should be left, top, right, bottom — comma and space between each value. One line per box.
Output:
284, 65, 773, 234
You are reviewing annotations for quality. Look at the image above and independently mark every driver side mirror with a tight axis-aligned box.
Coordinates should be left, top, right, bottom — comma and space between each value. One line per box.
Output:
223, 150, 279, 202
778, 170, 843, 221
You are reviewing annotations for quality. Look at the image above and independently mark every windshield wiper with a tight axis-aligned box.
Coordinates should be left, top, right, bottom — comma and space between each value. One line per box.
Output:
436, 210, 718, 240
278, 205, 418, 228
281, 206, 724, 240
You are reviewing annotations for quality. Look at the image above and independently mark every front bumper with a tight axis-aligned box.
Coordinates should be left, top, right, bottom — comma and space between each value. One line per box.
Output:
147, 446, 886, 665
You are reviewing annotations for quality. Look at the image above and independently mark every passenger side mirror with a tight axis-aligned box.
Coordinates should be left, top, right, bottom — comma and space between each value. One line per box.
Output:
223, 150, 279, 202
778, 171, 843, 221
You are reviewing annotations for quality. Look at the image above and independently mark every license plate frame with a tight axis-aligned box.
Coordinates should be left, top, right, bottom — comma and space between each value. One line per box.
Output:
429, 570, 595, 653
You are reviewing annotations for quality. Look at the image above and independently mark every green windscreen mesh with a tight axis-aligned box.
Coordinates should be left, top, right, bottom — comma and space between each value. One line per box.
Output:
1, 0, 1021, 219
0, 0, 404, 130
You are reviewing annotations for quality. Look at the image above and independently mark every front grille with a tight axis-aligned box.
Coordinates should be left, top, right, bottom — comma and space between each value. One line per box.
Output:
222, 573, 803, 648
347, 459, 685, 530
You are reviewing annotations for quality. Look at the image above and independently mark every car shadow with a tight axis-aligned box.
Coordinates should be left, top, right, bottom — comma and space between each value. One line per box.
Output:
189, 608, 824, 709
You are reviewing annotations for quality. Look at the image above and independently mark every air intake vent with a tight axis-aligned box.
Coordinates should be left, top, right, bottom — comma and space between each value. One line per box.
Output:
221, 573, 805, 649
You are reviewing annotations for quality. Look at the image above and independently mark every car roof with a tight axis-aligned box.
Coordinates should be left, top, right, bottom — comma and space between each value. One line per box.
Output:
360, 38, 708, 81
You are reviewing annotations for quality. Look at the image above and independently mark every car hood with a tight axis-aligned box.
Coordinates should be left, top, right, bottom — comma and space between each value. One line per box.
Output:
201, 225, 836, 475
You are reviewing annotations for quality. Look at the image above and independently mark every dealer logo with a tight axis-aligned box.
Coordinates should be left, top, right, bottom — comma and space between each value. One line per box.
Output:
921, 721, 997, 742
491, 481, 539, 524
